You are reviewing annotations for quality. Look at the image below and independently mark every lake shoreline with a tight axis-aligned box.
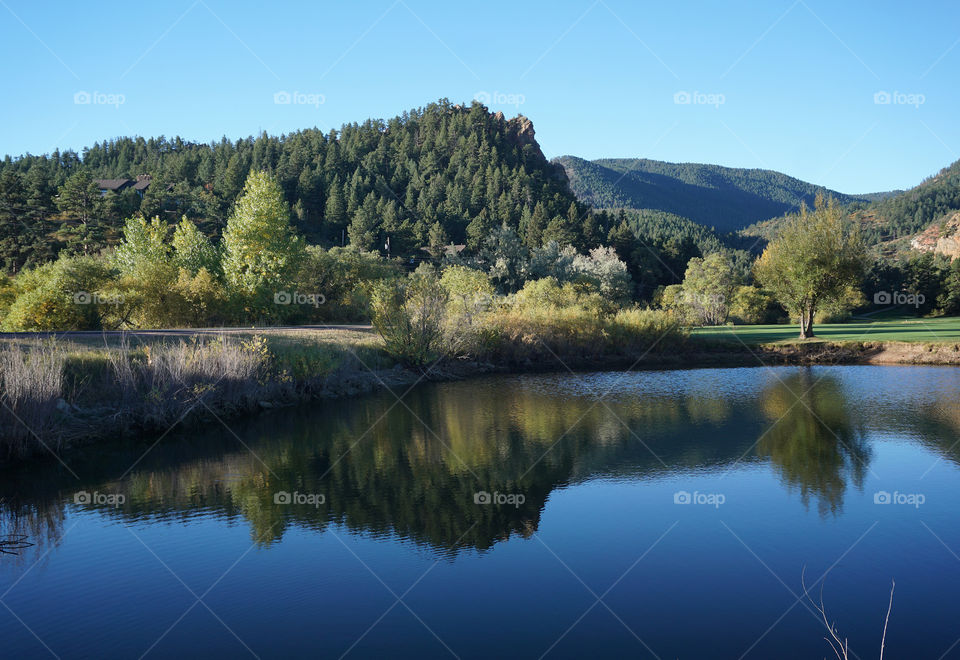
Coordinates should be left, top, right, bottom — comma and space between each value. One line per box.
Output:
4, 336, 960, 469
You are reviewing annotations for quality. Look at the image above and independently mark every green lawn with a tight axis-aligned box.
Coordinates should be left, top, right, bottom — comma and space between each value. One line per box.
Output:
691, 317, 960, 346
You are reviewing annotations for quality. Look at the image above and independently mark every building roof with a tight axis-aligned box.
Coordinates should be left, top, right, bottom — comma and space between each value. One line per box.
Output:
94, 178, 133, 191
132, 175, 152, 191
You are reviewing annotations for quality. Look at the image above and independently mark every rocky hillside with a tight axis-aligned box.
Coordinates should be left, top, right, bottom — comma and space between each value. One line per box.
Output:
911, 210, 960, 260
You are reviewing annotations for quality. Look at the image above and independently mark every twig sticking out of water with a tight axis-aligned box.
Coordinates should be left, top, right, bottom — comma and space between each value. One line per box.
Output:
880, 579, 895, 660
0, 535, 34, 556
801, 567, 896, 660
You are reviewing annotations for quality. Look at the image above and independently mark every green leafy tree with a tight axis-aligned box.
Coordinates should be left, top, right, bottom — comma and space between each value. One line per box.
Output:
678, 253, 737, 325
528, 241, 575, 281
571, 246, 633, 307
938, 258, 960, 315
481, 225, 527, 293
222, 171, 304, 301
114, 216, 170, 276
754, 195, 866, 338
729, 285, 779, 324
172, 216, 219, 275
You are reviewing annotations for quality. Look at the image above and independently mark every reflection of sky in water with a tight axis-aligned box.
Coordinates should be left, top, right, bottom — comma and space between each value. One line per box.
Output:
0, 366, 959, 658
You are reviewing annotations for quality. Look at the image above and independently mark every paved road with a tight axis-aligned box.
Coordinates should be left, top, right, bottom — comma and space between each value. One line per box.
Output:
0, 324, 375, 339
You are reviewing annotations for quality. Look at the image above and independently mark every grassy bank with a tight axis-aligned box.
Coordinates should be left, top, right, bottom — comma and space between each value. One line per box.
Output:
0, 329, 394, 462
4, 315, 960, 465
691, 317, 960, 345
0, 304, 687, 463
687, 316, 960, 367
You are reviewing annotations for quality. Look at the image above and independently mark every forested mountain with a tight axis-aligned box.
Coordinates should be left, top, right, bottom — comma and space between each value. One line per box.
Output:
0, 100, 608, 272
857, 158, 960, 242
554, 155, 872, 233
741, 158, 960, 250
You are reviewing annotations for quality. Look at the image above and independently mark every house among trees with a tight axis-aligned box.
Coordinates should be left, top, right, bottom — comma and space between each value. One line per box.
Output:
94, 174, 151, 198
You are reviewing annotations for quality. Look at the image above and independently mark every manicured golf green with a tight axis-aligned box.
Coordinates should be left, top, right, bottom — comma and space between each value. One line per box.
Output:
691, 317, 960, 345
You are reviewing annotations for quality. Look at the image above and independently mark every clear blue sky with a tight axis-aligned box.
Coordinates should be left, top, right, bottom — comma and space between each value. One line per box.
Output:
1, 0, 957, 194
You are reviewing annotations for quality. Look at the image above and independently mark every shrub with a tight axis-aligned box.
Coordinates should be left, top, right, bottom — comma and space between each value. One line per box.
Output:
1, 256, 115, 331
729, 285, 779, 324
370, 270, 448, 367
485, 278, 684, 363
294, 245, 402, 322
439, 266, 498, 358
571, 246, 633, 306
608, 308, 687, 353
513, 277, 605, 314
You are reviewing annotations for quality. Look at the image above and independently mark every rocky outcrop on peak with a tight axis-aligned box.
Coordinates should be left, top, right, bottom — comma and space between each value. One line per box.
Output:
505, 115, 544, 160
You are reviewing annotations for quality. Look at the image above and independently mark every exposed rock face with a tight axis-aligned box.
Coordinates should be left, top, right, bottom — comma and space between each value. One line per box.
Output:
505, 115, 544, 160
911, 211, 960, 260
503, 114, 568, 184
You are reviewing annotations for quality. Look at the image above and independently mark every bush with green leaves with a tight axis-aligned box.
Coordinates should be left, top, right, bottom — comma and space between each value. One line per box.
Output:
1, 255, 115, 331
729, 285, 781, 325
486, 277, 684, 363
570, 246, 633, 306
438, 265, 498, 357
370, 268, 449, 367
293, 245, 402, 323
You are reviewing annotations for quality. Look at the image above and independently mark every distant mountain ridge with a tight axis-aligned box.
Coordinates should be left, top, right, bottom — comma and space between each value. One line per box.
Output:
742, 158, 960, 253
554, 155, 877, 233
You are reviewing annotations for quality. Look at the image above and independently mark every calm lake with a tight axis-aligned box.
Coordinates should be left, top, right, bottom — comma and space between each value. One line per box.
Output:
2, 365, 960, 658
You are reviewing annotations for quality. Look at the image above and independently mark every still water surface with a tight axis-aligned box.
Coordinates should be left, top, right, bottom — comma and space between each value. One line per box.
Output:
2, 366, 960, 658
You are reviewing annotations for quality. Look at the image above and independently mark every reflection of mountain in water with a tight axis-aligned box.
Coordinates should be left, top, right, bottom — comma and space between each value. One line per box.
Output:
0, 370, 912, 557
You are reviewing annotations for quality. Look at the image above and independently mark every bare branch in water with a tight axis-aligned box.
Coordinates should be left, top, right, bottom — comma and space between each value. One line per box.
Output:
0, 534, 34, 556
801, 566, 896, 660
880, 579, 895, 660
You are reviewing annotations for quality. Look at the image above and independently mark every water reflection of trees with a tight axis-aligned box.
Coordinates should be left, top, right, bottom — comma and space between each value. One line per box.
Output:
756, 371, 871, 516
0, 378, 760, 557
0, 369, 927, 558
